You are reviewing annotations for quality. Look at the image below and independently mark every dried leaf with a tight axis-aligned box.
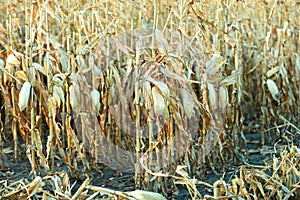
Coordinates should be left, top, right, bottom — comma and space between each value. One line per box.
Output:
206, 53, 220, 75
6, 54, 20, 65
53, 74, 65, 87
220, 72, 241, 86
143, 81, 152, 110
59, 50, 69, 72
76, 55, 87, 69
114, 37, 135, 55
41, 3, 61, 23
15, 70, 28, 81
69, 84, 79, 110
155, 29, 169, 52
29, 67, 36, 86
19, 81, 31, 111
91, 89, 101, 114
32, 62, 47, 75
71, 177, 90, 200
147, 77, 170, 100
266, 66, 280, 78
208, 83, 217, 110
295, 53, 300, 81
266, 79, 280, 103
43, 53, 53, 72
0, 58, 4, 68
253, 179, 266, 198
152, 86, 167, 118
218, 86, 228, 111
175, 165, 189, 178
23, 176, 43, 199
127, 190, 167, 200
53, 85, 64, 108
181, 89, 194, 118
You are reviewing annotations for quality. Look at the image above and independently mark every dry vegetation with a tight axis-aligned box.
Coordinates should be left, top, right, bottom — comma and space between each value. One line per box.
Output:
0, 0, 299, 199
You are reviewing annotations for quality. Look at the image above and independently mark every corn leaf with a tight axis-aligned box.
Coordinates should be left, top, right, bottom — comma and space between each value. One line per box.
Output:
152, 86, 167, 118
267, 79, 280, 103
91, 89, 101, 114
6, 54, 20, 65
19, 81, 31, 111
208, 83, 217, 110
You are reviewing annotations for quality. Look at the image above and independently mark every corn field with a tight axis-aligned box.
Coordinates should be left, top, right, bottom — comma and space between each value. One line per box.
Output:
0, 0, 299, 199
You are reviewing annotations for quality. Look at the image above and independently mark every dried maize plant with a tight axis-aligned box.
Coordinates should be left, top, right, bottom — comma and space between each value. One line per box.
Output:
0, 0, 94, 176
70, 25, 242, 193
0, 0, 245, 187
204, 145, 300, 199
205, 1, 254, 160
1, 0, 300, 199
0, 0, 52, 174
257, 0, 299, 145
200, 52, 242, 172
184, 1, 248, 170
204, 0, 300, 151
0, 2, 26, 161
217, 1, 300, 146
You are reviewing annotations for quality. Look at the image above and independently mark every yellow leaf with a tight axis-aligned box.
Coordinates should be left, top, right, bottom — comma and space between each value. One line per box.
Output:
266, 66, 280, 78
15, 70, 28, 81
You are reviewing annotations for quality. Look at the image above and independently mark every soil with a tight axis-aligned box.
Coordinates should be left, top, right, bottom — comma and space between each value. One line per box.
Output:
0, 129, 295, 199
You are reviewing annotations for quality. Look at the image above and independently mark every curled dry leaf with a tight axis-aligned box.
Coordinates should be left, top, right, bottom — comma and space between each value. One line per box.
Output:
53, 85, 64, 108
175, 165, 189, 178
152, 86, 168, 119
15, 70, 28, 81
69, 84, 79, 111
53, 74, 66, 87
266, 79, 280, 103
59, 50, 69, 72
19, 81, 31, 111
147, 76, 170, 101
266, 66, 280, 78
91, 89, 101, 114
126, 190, 167, 200
208, 83, 217, 110
32, 62, 47, 75
220, 72, 241, 86
6, 54, 20, 65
